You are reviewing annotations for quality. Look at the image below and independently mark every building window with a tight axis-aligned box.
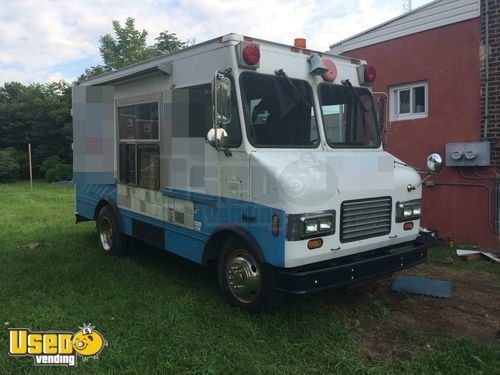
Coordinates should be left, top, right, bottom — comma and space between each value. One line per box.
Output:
118, 101, 160, 190
389, 82, 428, 121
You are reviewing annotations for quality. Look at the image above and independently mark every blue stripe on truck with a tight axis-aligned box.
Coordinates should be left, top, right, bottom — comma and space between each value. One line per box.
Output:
76, 181, 286, 267
163, 188, 286, 267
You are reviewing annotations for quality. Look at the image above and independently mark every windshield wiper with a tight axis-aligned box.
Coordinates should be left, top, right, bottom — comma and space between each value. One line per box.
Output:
274, 69, 309, 109
341, 79, 367, 113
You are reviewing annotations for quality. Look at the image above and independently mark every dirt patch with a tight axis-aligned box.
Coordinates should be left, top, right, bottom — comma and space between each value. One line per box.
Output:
351, 263, 500, 362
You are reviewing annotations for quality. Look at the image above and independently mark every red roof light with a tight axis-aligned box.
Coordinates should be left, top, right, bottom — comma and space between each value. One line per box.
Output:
364, 65, 376, 83
242, 43, 260, 66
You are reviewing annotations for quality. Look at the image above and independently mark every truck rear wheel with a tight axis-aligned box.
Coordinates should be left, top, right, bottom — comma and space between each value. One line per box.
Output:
96, 206, 127, 256
217, 236, 281, 313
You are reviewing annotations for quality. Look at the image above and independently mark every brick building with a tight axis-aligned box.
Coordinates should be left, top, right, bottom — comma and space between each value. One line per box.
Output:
330, 0, 499, 249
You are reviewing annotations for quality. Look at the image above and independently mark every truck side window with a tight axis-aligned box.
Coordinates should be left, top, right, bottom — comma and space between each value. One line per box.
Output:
118, 101, 160, 190
172, 83, 242, 147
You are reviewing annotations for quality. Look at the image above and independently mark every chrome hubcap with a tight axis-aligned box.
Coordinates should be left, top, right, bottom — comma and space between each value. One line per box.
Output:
226, 249, 261, 303
99, 217, 113, 251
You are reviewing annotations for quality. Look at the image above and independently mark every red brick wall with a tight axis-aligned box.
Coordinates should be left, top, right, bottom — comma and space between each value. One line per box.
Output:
343, 18, 499, 249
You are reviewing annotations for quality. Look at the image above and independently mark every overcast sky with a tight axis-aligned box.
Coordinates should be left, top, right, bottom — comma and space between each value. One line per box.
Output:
0, 0, 433, 85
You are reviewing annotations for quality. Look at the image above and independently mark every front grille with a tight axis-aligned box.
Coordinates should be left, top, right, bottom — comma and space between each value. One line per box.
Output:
340, 197, 392, 243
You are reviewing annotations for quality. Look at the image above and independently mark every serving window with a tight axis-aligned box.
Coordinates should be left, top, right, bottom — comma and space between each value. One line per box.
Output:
118, 101, 160, 190
118, 102, 159, 140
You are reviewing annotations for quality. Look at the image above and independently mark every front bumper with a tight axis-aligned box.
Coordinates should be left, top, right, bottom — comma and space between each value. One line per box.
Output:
274, 241, 427, 294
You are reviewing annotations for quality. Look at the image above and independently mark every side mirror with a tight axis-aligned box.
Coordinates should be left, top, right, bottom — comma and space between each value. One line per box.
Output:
209, 72, 232, 150
214, 73, 232, 126
426, 153, 443, 173
407, 152, 443, 192
207, 127, 228, 149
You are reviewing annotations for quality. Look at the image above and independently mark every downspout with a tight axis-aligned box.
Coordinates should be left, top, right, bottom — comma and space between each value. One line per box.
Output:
483, 0, 490, 139
482, 1, 498, 242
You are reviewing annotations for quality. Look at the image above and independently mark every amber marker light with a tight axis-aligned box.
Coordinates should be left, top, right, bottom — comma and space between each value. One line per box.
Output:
403, 222, 414, 231
307, 238, 323, 250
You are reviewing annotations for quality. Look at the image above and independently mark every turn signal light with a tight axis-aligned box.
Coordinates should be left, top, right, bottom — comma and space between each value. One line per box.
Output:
308, 238, 323, 250
403, 222, 414, 231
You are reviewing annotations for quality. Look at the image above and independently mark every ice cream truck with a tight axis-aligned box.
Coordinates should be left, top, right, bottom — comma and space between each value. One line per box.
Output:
73, 34, 442, 312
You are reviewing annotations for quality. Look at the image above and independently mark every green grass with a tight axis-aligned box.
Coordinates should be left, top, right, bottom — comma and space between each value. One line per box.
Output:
428, 245, 500, 277
0, 182, 499, 374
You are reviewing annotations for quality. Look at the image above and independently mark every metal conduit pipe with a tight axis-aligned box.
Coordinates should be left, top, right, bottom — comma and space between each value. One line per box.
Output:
473, 168, 499, 178
431, 182, 496, 234
460, 170, 499, 180
459, 169, 500, 236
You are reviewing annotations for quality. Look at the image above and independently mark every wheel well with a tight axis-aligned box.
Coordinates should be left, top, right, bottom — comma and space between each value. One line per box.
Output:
203, 230, 234, 267
94, 200, 109, 221
93, 198, 125, 233
202, 226, 266, 267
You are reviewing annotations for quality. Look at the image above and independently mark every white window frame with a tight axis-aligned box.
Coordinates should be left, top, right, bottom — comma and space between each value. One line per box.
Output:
389, 81, 428, 121
117, 100, 161, 142
116, 93, 162, 190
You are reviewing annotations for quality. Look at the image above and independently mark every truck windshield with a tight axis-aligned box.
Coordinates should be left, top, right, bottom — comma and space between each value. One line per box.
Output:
240, 72, 319, 148
319, 84, 380, 148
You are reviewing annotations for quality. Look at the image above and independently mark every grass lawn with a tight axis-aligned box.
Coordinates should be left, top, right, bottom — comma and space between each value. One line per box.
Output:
0, 181, 499, 374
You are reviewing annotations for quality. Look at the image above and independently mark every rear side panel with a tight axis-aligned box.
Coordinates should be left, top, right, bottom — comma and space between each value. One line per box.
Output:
72, 86, 117, 219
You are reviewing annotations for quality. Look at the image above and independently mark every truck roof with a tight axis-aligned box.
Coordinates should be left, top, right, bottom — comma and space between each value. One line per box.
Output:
79, 33, 362, 87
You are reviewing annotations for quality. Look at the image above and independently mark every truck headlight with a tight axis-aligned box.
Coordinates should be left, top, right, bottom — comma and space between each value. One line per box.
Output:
319, 216, 334, 231
286, 211, 335, 241
305, 221, 320, 234
396, 199, 421, 223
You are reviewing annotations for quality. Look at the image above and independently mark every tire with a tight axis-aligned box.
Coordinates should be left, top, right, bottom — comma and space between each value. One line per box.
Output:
96, 206, 128, 256
217, 236, 282, 313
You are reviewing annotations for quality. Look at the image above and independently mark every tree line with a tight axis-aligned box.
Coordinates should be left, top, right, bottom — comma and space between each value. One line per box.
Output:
0, 18, 190, 182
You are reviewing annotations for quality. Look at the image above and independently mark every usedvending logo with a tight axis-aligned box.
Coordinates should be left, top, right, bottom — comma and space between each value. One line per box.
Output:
8, 323, 107, 367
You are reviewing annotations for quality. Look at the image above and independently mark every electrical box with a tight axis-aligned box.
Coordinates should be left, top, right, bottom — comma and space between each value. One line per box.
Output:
445, 141, 490, 167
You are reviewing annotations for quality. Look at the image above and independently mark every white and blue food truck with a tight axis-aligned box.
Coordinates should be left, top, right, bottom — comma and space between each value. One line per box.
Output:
73, 34, 442, 312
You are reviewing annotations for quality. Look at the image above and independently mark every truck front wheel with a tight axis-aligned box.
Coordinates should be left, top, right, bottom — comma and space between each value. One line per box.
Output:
217, 236, 281, 313
96, 206, 128, 256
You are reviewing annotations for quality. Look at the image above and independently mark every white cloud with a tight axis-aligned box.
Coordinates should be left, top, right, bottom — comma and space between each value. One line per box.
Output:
0, 0, 432, 85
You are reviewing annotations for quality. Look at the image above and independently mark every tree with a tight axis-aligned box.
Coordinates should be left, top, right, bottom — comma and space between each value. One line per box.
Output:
79, 17, 190, 81
0, 19, 190, 181
0, 81, 72, 178
77, 65, 110, 82
154, 31, 192, 55
100, 18, 154, 70
0, 148, 21, 182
